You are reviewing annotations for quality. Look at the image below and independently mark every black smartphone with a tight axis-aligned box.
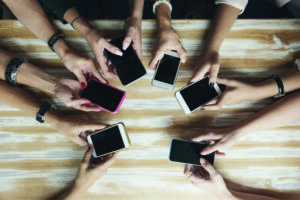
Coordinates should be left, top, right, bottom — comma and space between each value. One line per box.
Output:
169, 139, 215, 166
152, 51, 181, 91
175, 76, 222, 114
104, 35, 146, 86
81, 79, 126, 114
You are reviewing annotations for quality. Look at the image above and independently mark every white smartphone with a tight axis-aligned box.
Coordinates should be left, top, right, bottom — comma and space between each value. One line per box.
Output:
152, 51, 181, 91
175, 76, 222, 114
87, 123, 131, 157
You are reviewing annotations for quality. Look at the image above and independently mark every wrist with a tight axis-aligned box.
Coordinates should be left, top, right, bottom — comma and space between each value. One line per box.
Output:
53, 39, 73, 60
156, 3, 172, 29
254, 79, 278, 99
202, 45, 220, 55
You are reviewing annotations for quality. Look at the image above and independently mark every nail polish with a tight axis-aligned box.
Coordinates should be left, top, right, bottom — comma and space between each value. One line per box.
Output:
200, 158, 206, 164
85, 102, 91, 105
209, 83, 215, 88
116, 49, 123, 56
81, 82, 86, 88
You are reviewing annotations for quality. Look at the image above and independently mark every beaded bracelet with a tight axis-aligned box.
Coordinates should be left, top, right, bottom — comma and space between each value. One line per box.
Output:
70, 15, 83, 30
5, 57, 27, 86
153, 0, 172, 15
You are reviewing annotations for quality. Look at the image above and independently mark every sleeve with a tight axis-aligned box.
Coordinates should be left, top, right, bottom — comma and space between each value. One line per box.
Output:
215, 0, 249, 14
39, 0, 75, 24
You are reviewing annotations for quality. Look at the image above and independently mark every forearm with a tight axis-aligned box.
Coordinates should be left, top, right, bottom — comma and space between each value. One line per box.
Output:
57, 183, 88, 200
254, 67, 300, 100
235, 91, 300, 135
128, 0, 144, 19
203, 4, 240, 52
0, 48, 59, 95
155, 1, 172, 29
0, 80, 61, 127
230, 190, 279, 200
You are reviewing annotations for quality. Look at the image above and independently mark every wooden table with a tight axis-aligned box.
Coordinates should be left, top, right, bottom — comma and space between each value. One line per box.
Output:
0, 20, 300, 200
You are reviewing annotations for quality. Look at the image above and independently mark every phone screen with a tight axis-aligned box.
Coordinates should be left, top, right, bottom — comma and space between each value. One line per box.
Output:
91, 125, 125, 156
81, 80, 125, 112
154, 54, 181, 84
169, 139, 215, 165
180, 77, 219, 111
104, 35, 146, 86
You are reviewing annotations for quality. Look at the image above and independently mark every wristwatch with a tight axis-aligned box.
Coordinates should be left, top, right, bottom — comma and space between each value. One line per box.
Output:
270, 75, 285, 98
36, 102, 57, 123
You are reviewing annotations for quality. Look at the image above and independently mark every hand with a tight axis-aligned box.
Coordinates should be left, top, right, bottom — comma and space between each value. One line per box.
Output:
203, 78, 257, 110
53, 114, 109, 146
61, 50, 107, 87
189, 50, 219, 84
85, 28, 123, 78
74, 146, 118, 191
123, 17, 142, 59
193, 126, 243, 155
54, 78, 101, 112
184, 158, 233, 200
149, 26, 186, 69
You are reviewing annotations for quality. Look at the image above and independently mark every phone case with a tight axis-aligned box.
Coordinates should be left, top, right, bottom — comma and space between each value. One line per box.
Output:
84, 79, 126, 114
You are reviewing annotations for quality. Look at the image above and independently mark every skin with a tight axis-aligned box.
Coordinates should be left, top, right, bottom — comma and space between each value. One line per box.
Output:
63, 0, 144, 78
149, 1, 187, 69
189, 4, 240, 85
0, 48, 101, 112
0, 80, 107, 146
194, 91, 300, 155
2, 0, 106, 87
184, 158, 279, 200
57, 147, 117, 200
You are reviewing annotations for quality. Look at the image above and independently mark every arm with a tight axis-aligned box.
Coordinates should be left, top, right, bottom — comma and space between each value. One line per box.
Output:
3, 0, 106, 85
149, 0, 187, 69
203, 64, 300, 110
0, 48, 101, 112
57, 147, 117, 200
195, 91, 300, 154
189, 3, 241, 84
184, 158, 279, 200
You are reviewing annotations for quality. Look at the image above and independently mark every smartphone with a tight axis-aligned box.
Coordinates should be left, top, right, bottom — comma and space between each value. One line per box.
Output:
169, 139, 215, 166
152, 51, 181, 91
87, 123, 131, 158
175, 76, 222, 114
81, 79, 126, 114
104, 35, 147, 86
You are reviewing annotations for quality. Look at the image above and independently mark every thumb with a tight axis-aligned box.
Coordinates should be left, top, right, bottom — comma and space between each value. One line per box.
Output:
199, 158, 216, 175
123, 32, 133, 50
82, 145, 93, 164
201, 143, 219, 155
104, 42, 123, 56
74, 71, 87, 89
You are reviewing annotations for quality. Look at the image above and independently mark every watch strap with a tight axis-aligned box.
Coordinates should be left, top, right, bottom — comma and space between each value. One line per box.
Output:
270, 75, 285, 98
48, 33, 66, 52
36, 102, 55, 123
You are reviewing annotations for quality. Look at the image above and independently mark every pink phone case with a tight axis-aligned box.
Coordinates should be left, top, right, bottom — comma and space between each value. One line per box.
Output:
85, 79, 126, 114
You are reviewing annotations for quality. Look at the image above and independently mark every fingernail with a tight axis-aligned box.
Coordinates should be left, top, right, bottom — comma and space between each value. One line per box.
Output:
105, 80, 109, 84
200, 158, 206, 164
85, 102, 91, 105
200, 107, 205, 110
209, 83, 215, 88
116, 49, 123, 56
123, 42, 129, 50
201, 150, 207, 155
81, 82, 86, 88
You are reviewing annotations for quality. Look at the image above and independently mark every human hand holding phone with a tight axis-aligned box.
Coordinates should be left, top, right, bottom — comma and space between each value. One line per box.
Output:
51, 114, 109, 146
202, 78, 258, 110
123, 17, 142, 60
184, 158, 234, 200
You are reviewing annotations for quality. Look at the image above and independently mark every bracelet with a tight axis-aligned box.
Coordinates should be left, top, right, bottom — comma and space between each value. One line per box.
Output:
48, 33, 66, 52
153, 0, 172, 15
36, 102, 57, 123
71, 15, 82, 30
270, 75, 285, 98
5, 57, 27, 86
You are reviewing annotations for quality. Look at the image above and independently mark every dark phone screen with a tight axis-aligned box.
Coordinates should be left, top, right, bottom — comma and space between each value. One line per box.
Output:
180, 77, 219, 111
81, 80, 124, 112
154, 54, 181, 84
104, 35, 146, 86
91, 125, 125, 156
169, 139, 215, 165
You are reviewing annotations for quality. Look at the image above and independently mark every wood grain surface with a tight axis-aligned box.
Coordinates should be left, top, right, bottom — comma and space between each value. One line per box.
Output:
0, 20, 300, 200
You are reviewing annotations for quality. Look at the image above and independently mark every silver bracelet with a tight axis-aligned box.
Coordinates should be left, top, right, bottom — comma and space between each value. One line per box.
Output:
5, 57, 27, 86
153, 0, 172, 16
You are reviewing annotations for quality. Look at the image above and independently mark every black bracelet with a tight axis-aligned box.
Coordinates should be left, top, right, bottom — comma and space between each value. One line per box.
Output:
270, 75, 285, 98
71, 15, 83, 30
48, 33, 66, 52
36, 102, 56, 123
5, 57, 27, 86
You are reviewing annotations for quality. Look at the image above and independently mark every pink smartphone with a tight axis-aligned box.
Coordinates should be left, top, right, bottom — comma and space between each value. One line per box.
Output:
81, 79, 126, 114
